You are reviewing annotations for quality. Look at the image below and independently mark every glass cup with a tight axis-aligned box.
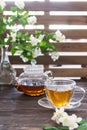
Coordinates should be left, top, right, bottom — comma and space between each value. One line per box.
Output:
44, 78, 85, 109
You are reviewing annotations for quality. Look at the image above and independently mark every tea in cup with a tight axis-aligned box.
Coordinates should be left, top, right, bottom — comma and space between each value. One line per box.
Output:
45, 78, 85, 108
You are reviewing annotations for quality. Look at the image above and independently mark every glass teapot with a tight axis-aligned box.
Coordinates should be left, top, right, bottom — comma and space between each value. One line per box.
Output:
15, 63, 51, 96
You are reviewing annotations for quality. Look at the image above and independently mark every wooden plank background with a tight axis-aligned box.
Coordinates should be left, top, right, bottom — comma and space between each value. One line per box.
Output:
1, 0, 87, 78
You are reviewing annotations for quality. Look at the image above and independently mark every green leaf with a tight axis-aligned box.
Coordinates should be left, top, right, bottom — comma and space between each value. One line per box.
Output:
35, 30, 41, 35
78, 123, 87, 130
0, 19, 6, 34
43, 126, 69, 130
17, 32, 22, 38
19, 18, 27, 26
78, 120, 87, 125
0, 37, 5, 46
0, 7, 4, 13
11, 47, 17, 55
22, 11, 29, 19
57, 126, 69, 130
39, 41, 46, 47
10, 15, 17, 21
43, 126, 59, 130
11, 7, 18, 12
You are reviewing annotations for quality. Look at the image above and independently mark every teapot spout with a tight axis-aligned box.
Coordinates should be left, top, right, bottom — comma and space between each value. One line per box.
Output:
44, 71, 53, 78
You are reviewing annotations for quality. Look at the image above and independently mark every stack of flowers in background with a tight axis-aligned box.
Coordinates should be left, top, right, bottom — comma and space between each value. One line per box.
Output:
0, 0, 65, 63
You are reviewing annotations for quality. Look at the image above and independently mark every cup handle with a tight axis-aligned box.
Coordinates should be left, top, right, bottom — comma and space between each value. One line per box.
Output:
70, 86, 85, 106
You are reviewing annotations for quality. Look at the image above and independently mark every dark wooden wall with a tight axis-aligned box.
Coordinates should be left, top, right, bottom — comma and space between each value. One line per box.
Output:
2, 0, 87, 78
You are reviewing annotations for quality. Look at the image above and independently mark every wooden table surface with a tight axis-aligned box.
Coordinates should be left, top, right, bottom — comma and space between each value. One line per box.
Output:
0, 80, 87, 130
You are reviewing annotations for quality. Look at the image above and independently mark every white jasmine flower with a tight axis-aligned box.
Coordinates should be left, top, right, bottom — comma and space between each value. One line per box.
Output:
54, 30, 65, 42
8, 17, 12, 23
49, 51, 59, 61
15, 50, 23, 55
51, 108, 67, 124
76, 117, 82, 123
30, 35, 39, 46
15, 0, 25, 9
20, 55, 28, 62
4, 33, 10, 42
13, 25, 19, 32
33, 47, 42, 58
6, 33, 10, 41
0, 0, 6, 9
30, 34, 44, 45
11, 25, 19, 33
38, 34, 45, 41
59, 114, 79, 130
3, 18, 6, 24
27, 16, 37, 25
13, 25, 19, 33
51, 108, 82, 130
10, 31, 17, 42
7, 33, 10, 38
4, 38, 7, 43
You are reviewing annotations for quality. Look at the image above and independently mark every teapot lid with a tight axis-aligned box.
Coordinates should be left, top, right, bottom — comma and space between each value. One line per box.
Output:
24, 64, 44, 74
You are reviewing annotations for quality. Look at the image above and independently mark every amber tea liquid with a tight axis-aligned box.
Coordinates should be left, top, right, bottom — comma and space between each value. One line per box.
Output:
46, 87, 73, 107
16, 84, 45, 96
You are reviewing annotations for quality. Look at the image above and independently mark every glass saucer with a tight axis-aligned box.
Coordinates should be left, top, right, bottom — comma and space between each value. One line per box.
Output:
38, 97, 81, 110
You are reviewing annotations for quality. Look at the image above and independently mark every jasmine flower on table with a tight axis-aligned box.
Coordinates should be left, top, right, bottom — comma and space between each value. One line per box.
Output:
43, 107, 87, 130
51, 108, 67, 124
59, 113, 82, 130
51, 108, 82, 130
